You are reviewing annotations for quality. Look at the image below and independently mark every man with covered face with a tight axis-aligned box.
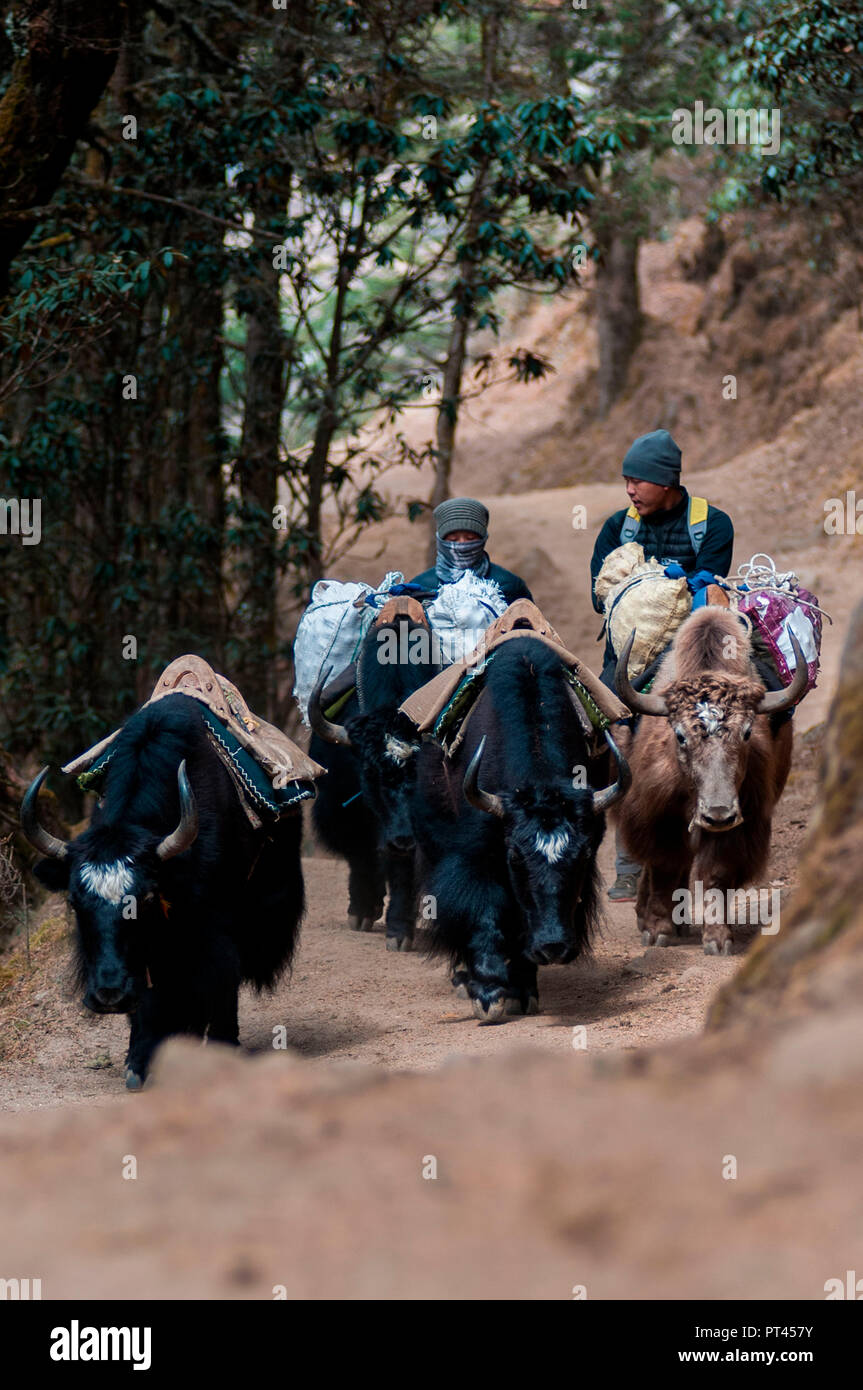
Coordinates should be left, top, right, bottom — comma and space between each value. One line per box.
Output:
409, 497, 533, 603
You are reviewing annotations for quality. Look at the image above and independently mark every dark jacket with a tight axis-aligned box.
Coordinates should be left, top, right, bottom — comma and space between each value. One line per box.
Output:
590, 487, 733, 615
409, 562, 532, 605
590, 487, 734, 689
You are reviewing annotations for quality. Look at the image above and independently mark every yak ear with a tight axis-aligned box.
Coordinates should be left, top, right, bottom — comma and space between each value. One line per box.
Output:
32, 856, 71, 891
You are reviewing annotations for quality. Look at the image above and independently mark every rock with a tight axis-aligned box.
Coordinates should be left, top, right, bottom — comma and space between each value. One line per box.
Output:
623, 952, 671, 977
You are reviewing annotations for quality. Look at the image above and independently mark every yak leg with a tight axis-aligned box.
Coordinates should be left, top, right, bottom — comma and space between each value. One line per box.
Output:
639, 862, 689, 947
430, 861, 511, 1022
347, 853, 385, 933
505, 955, 540, 1015
464, 912, 512, 1025
634, 867, 650, 941
383, 849, 417, 953
207, 984, 240, 1047
451, 959, 470, 997
698, 870, 734, 956
697, 814, 774, 956
124, 990, 174, 1091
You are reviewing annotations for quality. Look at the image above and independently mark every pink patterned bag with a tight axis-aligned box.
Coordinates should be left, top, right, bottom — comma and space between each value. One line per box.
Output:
732, 556, 826, 693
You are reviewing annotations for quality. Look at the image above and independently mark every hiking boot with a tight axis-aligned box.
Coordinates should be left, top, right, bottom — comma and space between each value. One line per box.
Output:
608, 871, 640, 902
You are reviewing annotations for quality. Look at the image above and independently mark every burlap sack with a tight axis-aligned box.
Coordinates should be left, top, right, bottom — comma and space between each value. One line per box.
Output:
598, 545, 691, 680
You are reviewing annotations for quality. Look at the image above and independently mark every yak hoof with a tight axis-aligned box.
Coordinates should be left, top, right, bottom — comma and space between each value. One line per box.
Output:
386, 933, 413, 952
125, 1068, 144, 1092
703, 938, 720, 956
722, 938, 733, 956
641, 930, 652, 946
506, 995, 540, 1016
472, 995, 507, 1025
348, 913, 361, 931
655, 933, 671, 948
453, 981, 470, 999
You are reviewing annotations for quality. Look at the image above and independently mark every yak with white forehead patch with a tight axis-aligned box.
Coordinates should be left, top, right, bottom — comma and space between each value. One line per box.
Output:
21, 694, 304, 1089
615, 605, 808, 954
410, 637, 629, 1022
307, 597, 443, 952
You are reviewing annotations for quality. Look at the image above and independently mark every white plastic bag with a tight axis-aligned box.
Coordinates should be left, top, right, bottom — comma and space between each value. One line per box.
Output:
293, 571, 404, 723
425, 571, 508, 665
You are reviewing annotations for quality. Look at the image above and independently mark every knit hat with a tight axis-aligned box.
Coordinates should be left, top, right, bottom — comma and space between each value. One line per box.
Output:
621, 429, 682, 487
434, 497, 489, 541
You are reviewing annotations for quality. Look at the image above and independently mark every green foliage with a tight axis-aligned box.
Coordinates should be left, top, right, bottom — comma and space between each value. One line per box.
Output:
734, 1, 863, 200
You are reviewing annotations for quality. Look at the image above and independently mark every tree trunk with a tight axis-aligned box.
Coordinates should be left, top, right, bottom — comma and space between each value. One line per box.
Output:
233, 194, 285, 717
0, 0, 124, 294
424, 8, 498, 564
595, 217, 642, 419
426, 309, 471, 566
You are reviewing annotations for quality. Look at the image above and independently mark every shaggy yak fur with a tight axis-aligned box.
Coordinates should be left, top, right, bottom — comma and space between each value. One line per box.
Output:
411, 637, 628, 1022
24, 695, 304, 1088
309, 600, 442, 951
615, 606, 804, 954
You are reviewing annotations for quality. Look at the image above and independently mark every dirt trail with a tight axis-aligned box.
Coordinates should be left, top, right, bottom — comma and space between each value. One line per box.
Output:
0, 727, 819, 1111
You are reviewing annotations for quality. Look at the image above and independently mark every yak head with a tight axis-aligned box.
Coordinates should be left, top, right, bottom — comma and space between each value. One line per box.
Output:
616, 629, 807, 832
308, 681, 423, 857
463, 732, 629, 965
21, 762, 198, 1013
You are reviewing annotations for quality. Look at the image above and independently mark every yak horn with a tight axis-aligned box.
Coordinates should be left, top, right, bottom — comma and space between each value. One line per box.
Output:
757, 632, 809, 714
20, 767, 70, 860
592, 729, 632, 814
615, 630, 668, 717
308, 670, 352, 747
463, 736, 505, 819
156, 761, 199, 861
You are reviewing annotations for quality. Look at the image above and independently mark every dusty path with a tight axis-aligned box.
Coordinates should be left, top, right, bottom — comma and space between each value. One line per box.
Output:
0, 728, 818, 1111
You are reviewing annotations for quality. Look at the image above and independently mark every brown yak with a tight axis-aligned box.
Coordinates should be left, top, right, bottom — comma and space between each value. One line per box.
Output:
613, 606, 808, 954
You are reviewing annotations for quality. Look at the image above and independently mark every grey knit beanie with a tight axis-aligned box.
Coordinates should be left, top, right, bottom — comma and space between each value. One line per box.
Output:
621, 429, 682, 487
434, 497, 489, 540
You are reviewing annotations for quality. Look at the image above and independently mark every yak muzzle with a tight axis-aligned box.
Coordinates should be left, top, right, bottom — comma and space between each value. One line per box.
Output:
85, 981, 137, 1014
526, 937, 574, 967
691, 801, 743, 833
386, 834, 415, 855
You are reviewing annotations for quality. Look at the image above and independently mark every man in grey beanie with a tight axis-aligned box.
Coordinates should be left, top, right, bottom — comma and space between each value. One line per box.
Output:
589, 429, 734, 901
409, 497, 533, 604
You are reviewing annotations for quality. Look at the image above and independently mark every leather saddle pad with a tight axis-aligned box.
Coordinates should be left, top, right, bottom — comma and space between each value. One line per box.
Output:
399, 600, 630, 735
62, 655, 326, 795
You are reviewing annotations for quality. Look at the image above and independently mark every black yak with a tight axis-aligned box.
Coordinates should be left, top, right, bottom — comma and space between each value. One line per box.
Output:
410, 636, 629, 1021
308, 596, 442, 952
21, 694, 304, 1088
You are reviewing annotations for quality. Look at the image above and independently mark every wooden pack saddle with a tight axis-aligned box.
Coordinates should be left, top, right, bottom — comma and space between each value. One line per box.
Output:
62, 656, 326, 826
398, 600, 630, 756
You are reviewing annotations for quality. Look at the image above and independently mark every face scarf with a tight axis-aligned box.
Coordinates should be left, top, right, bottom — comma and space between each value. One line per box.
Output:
435, 536, 490, 585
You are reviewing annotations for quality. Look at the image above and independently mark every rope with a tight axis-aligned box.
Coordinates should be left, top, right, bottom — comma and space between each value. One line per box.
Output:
727, 553, 833, 623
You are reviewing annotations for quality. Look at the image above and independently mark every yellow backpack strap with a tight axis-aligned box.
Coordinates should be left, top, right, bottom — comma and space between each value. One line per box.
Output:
619, 504, 641, 545
688, 496, 709, 556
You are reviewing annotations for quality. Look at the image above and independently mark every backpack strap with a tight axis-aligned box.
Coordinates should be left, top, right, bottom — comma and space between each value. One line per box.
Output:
619, 504, 641, 545
688, 496, 709, 556
619, 496, 710, 555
